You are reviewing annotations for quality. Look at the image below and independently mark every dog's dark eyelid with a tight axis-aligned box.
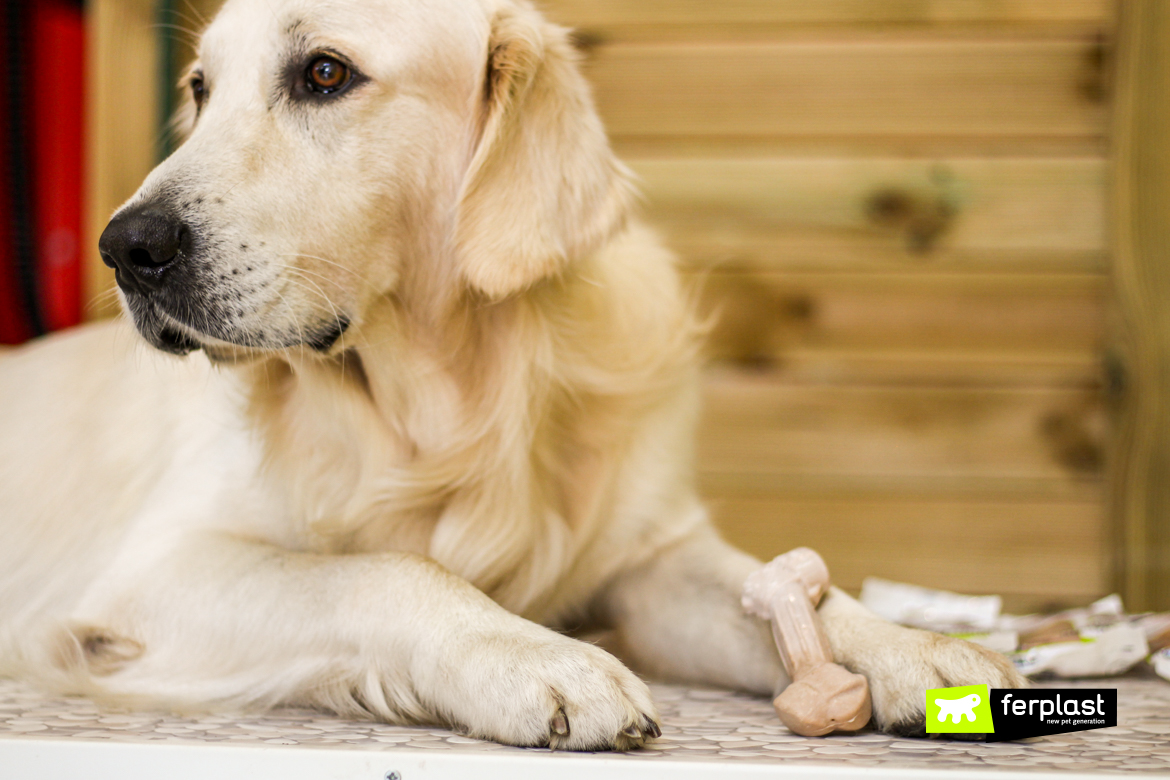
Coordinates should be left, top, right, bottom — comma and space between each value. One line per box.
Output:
284, 51, 367, 103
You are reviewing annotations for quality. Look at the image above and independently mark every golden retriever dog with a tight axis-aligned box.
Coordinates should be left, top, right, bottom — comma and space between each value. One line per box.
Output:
0, 0, 1023, 750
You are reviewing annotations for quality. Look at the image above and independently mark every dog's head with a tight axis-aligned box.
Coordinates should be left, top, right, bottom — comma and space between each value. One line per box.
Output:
99, 0, 631, 360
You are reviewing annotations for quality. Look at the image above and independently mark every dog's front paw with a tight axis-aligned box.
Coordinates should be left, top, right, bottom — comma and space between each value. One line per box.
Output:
437, 631, 660, 750
854, 625, 1026, 737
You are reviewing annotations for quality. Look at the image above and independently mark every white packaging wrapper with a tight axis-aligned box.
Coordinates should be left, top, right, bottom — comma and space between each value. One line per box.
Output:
857, 579, 1162, 679
1087, 594, 1125, 616
1139, 613, 1170, 652
1011, 624, 1149, 678
860, 577, 1001, 631
1154, 648, 1170, 682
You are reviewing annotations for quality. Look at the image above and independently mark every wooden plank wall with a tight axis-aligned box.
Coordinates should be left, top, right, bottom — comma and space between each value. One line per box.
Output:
539, 0, 1115, 612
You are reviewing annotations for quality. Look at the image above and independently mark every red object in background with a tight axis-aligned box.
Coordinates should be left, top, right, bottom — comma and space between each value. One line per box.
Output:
0, 0, 86, 344
0, 3, 32, 344
29, 0, 85, 332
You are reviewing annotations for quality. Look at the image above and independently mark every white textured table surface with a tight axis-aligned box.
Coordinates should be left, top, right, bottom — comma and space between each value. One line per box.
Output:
3, 675, 1169, 779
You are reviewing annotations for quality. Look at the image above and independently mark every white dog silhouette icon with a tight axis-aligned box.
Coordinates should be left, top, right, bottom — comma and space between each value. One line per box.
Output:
935, 693, 981, 724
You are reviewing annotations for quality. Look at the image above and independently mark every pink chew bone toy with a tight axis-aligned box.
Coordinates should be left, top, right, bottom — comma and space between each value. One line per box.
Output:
742, 547, 872, 736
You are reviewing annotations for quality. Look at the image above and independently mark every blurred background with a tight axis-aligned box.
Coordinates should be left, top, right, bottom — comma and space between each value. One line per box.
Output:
3, 0, 1166, 614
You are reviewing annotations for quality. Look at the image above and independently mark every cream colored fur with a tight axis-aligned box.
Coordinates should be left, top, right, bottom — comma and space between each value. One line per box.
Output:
0, 0, 1023, 750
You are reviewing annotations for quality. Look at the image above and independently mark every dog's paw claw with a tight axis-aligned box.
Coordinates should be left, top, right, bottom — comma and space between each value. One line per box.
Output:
613, 719, 653, 751
611, 715, 661, 749
551, 708, 570, 737
643, 717, 661, 739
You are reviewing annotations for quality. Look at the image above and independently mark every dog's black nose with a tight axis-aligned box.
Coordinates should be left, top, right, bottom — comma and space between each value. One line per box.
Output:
98, 205, 188, 294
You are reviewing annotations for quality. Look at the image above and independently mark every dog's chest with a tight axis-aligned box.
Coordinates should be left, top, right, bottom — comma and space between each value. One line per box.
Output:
251, 357, 469, 553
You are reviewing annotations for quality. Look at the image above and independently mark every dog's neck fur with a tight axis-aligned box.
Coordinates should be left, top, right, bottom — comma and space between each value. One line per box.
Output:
239, 224, 701, 618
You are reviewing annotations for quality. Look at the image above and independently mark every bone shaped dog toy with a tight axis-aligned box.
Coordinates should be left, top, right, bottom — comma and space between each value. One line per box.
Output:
742, 548, 872, 736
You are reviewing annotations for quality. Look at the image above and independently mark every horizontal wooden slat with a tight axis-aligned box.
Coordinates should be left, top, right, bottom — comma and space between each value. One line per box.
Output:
698, 372, 1106, 483
707, 496, 1107, 612
698, 471, 1102, 503
587, 41, 1105, 143
615, 136, 1110, 159
541, 0, 1110, 31
634, 157, 1107, 271
703, 350, 1101, 389
696, 272, 1105, 383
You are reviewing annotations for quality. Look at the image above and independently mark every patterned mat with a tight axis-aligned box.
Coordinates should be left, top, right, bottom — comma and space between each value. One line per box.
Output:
2, 674, 1169, 773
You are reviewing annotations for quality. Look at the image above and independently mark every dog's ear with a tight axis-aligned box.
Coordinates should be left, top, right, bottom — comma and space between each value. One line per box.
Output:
454, 3, 633, 299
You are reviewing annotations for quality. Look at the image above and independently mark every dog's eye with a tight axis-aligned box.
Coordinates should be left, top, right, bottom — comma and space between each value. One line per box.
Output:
190, 75, 206, 112
306, 56, 351, 94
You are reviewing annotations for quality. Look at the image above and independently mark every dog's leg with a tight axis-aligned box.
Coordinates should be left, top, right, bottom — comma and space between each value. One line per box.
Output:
595, 527, 787, 696
61, 532, 658, 750
598, 525, 1025, 735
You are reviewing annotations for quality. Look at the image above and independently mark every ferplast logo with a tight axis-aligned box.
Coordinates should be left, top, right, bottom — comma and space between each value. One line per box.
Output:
926, 684, 994, 734
924, 687, 1117, 741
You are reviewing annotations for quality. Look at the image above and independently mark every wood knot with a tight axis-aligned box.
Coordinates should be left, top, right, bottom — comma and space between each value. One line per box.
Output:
1040, 409, 1104, 474
865, 187, 957, 254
